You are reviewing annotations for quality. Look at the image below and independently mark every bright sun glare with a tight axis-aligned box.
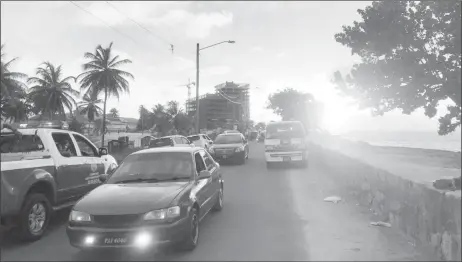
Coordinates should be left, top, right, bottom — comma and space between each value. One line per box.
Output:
308, 77, 358, 135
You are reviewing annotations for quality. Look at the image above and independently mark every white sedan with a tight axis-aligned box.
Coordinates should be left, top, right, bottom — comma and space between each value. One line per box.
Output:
187, 134, 213, 151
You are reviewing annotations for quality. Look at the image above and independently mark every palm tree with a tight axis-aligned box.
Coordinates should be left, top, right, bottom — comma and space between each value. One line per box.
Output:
77, 90, 103, 135
1, 45, 28, 121
1, 45, 27, 98
109, 108, 119, 119
1, 98, 33, 123
166, 101, 182, 118
27, 62, 79, 120
78, 42, 134, 147
152, 103, 165, 116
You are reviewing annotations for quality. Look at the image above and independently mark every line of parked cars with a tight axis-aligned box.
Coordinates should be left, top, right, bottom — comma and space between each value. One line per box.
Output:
1, 122, 248, 253
148, 131, 250, 166
65, 130, 249, 253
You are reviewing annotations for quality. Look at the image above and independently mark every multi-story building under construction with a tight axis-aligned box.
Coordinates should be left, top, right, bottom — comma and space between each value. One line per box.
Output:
186, 81, 250, 130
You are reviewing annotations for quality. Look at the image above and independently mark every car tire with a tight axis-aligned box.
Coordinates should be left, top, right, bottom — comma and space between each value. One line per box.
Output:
16, 193, 52, 242
212, 186, 224, 212
179, 207, 199, 251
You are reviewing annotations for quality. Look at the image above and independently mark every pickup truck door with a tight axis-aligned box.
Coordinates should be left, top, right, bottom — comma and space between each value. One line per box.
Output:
50, 132, 89, 204
71, 133, 105, 192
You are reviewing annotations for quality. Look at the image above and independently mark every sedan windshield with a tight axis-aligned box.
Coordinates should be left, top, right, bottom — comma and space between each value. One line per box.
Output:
107, 152, 193, 184
214, 135, 242, 144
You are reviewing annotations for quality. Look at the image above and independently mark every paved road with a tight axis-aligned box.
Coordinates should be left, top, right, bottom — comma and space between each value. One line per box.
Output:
1, 143, 436, 261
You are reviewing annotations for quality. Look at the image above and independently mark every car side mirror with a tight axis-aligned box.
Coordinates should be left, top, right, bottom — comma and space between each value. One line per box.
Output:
99, 147, 108, 156
198, 170, 211, 179
99, 174, 108, 182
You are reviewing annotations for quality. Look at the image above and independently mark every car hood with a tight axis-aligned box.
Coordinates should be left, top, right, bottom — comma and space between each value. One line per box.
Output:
74, 181, 189, 215
212, 143, 242, 149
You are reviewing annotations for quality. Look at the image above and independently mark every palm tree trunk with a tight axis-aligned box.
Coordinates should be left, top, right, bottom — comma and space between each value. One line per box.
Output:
101, 86, 108, 148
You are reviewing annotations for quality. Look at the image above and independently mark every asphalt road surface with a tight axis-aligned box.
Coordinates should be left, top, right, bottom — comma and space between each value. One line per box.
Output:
1, 143, 436, 261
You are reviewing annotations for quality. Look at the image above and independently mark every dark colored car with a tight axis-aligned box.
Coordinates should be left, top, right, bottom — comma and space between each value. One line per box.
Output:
209, 133, 249, 164
66, 147, 224, 251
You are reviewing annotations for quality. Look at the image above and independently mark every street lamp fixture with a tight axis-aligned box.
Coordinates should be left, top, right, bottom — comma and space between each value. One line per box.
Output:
195, 40, 236, 133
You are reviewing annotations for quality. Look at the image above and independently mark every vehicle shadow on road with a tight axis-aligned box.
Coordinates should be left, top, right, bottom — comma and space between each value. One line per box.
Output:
0, 208, 71, 250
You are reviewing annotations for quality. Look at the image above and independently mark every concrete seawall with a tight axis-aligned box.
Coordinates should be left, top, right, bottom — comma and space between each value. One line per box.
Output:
311, 136, 461, 261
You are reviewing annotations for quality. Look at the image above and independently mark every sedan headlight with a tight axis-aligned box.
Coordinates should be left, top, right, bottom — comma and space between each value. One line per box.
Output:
143, 206, 181, 220
69, 210, 92, 222
235, 146, 244, 152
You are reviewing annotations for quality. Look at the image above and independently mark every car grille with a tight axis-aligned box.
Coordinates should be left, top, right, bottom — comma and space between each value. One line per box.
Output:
215, 148, 235, 155
92, 214, 141, 227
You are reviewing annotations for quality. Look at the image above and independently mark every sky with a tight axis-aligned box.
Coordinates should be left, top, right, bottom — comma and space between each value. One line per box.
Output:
1, 1, 457, 135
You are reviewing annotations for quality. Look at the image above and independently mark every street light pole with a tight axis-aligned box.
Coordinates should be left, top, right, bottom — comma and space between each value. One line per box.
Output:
195, 40, 235, 134
195, 43, 200, 133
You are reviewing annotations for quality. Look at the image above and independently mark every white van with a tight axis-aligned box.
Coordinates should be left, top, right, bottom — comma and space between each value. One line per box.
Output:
264, 121, 309, 168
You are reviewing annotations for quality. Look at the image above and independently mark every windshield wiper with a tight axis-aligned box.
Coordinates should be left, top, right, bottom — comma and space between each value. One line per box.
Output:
114, 177, 160, 184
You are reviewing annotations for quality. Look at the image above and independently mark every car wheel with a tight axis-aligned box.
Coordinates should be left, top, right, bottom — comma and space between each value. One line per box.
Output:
17, 193, 52, 241
180, 207, 199, 251
212, 186, 224, 212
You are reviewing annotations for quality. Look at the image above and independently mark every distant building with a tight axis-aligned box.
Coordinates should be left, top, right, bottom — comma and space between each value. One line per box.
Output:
186, 81, 250, 130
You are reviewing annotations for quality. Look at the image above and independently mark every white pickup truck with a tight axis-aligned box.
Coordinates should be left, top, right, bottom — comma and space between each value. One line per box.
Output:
0, 125, 118, 241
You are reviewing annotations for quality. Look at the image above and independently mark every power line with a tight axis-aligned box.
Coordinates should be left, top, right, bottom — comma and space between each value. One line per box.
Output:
104, 1, 174, 52
69, 1, 141, 46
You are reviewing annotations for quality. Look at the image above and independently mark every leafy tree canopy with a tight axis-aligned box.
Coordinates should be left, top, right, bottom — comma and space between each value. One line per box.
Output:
333, 0, 461, 135
267, 88, 322, 129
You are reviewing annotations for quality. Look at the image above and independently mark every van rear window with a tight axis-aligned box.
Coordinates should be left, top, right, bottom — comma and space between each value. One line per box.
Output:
266, 123, 305, 139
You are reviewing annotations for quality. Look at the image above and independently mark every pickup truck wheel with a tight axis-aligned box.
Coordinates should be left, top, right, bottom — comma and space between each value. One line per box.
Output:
17, 193, 51, 241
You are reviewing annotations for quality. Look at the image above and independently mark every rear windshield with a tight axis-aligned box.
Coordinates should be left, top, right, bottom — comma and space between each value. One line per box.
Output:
0, 134, 45, 153
187, 135, 200, 141
149, 138, 172, 148
266, 122, 305, 139
215, 134, 242, 144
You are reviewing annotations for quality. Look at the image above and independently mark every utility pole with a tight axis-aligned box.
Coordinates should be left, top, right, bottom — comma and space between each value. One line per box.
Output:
195, 43, 200, 134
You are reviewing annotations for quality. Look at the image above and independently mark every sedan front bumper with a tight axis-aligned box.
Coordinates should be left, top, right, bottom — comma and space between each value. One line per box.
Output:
66, 217, 189, 249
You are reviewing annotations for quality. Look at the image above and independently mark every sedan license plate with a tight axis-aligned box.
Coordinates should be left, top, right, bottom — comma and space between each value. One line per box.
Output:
104, 237, 128, 245
283, 156, 291, 162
